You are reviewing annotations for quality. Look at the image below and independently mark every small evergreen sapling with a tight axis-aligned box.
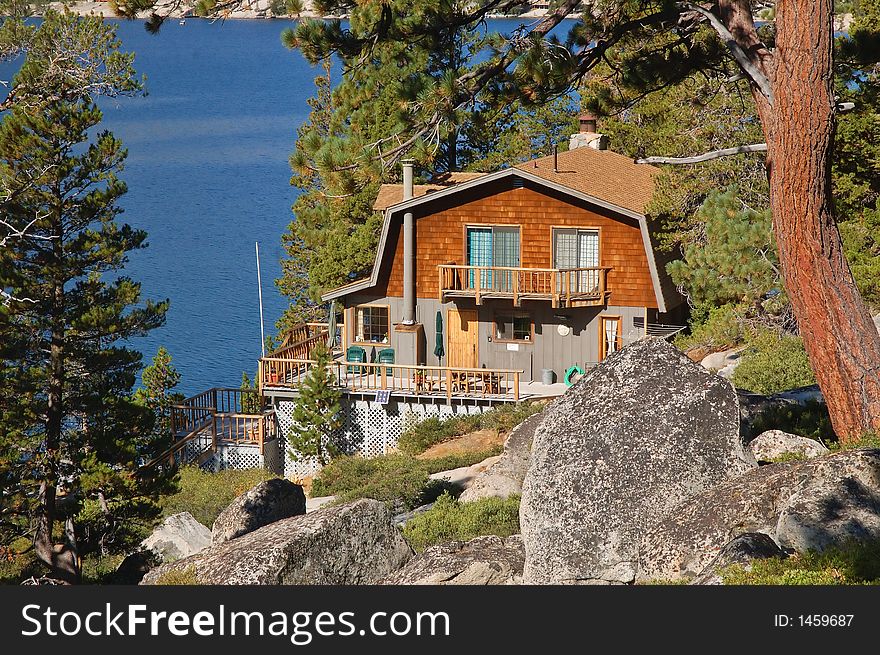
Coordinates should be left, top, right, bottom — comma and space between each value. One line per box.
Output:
287, 343, 344, 466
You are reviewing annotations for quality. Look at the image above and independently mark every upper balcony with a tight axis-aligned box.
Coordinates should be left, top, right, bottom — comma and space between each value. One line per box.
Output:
438, 264, 611, 308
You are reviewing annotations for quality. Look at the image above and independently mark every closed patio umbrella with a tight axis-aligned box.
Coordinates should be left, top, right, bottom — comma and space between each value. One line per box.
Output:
434, 310, 445, 364
326, 300, 337, 349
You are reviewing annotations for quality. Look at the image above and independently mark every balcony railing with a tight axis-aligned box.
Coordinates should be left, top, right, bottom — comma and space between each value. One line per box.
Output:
260, 358, 522, 402
438, 264, 611, 308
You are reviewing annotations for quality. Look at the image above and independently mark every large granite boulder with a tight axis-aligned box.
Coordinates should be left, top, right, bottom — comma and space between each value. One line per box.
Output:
115, 512, 212, 584
142, 499, 413, 585
638, 449, 880, 582
212, 478, 306, 544
459, 411, 542, 503
749, 430, 829, 462
520, 338, 756, 584
381, 535, 524, 585
690, 533, 785, 585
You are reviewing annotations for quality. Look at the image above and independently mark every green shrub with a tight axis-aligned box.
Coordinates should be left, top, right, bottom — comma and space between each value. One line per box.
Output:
674, 303, 746, 351
153, 566, 201, 585
722, 540, 880, 585
829, 431, 880, 452
402, 493, 521, 552
747, 399, 834, 442
398, 401, 543, 455
311, 454, 437, 510
731, 330, 816, 394
159, 467, 276, 528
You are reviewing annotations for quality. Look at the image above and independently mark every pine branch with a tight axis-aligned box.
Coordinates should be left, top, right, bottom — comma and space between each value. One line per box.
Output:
681, 2, 774, 104
635, 142, 767, 165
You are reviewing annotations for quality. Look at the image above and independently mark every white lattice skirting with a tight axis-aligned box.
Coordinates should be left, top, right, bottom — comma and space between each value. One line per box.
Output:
203, 396, 501, 478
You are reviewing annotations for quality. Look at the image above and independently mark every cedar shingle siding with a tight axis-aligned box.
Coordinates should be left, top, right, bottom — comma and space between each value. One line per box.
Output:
375, 180, 659, 308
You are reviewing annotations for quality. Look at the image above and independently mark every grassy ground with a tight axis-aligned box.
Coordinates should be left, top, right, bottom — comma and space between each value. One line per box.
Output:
402, 493, 521, 552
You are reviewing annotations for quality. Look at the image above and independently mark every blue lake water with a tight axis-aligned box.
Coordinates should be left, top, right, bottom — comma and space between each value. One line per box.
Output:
2, 17, 568, 396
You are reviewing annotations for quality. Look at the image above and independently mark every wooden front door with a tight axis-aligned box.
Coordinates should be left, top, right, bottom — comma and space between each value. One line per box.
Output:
447, 308, 478, 368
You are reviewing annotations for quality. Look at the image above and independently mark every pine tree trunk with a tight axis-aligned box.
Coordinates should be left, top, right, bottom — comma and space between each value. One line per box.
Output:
33, 211, 79, 583
764, 0, 880, 440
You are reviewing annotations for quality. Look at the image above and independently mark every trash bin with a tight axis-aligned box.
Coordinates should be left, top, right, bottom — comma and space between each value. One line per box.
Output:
541, 368, 555, 385
346, 346, 366, 374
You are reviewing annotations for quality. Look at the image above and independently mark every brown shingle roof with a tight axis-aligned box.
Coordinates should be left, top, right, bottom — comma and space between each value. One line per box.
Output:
515, 147, 660, 215
373, 184, 447, 211
373, 149, 658, 215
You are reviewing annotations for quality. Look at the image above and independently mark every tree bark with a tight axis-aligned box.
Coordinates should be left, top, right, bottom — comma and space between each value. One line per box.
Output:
758, 0, 880, 440
33, 196, 80, 583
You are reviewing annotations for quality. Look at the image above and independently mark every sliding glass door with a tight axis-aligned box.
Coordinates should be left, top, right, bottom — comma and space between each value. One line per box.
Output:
466, 226, 520, 291
553, 228, 599, 293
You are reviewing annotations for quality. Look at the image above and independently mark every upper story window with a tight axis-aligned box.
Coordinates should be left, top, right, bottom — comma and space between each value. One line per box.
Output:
466, 226, 520, 290
354, 305, 389, 344
553, 228, 600, 292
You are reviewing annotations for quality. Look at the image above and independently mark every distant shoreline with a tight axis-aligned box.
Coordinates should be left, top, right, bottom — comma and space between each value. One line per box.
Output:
42, 2, 580, 21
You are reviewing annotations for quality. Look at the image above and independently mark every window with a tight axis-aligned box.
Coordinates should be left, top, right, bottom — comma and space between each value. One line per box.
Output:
354, 305, 389, 344
495, 313, 532, 342
466, 226, 520, 290
553, 228, 600, 293
600, 316, 622, 360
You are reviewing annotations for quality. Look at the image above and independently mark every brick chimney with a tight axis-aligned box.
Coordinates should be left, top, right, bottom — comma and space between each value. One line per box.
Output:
569, 113, 609, 151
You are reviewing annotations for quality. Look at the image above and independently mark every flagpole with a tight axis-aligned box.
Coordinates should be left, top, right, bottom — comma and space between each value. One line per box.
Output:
255, 241, 266, 358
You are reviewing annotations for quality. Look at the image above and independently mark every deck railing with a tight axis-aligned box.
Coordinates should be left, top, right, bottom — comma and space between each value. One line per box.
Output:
270, 321, 344, 360
260, 358, 521, 402
438, 264, 610, 307
165, 387, 276, 458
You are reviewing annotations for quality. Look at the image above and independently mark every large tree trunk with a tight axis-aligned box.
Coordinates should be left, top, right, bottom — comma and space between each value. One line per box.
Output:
761, 0, 880, 440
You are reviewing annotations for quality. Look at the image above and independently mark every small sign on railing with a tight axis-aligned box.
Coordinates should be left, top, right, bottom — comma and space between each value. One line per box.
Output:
374, 389, 391, 404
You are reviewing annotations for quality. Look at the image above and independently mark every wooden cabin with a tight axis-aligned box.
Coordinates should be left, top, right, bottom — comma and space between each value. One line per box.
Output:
320, 134, 685, 388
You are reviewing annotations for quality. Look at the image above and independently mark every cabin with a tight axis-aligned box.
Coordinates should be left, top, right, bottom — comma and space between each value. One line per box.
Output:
158, 118, 686, 479
315, 117, 684, 390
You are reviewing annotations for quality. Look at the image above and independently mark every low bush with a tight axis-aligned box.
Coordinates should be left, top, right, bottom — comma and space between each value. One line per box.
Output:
829, 432, 880, 452
311, 454, 438, 511
730, 330, 816, 395
398, 401, 543, 456
747, 400, 834, 443
674, 303, 747, 352
159, 466, 277, 528
721, 540, 880, 585
401, 493, 521, 552
153, 566, 201, 586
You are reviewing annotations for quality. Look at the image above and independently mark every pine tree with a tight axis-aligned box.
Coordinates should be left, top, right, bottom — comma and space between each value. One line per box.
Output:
239, 371, 262, 414
287, 344, 344, 466
0, 12, 170, 582
276, 2, 580, 322
133, 346, 184, 440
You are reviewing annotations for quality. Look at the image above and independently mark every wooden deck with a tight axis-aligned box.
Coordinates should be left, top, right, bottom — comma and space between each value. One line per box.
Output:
438, 264, 611, 308
141, 387, 277, 472
260, 357, 525, 402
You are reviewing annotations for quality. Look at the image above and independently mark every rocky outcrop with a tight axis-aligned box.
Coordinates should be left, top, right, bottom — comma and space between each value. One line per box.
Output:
143, 512, 212, 561
381, 535, 524, 585
638, 449, 880, 582
212, 478, 306, 544
428, 455, 502, 494
521, 338, 756, 585
459, 411, 542, 503
115, 512, 211, 584
749, 430, 829, 462
142, 499, 412, 585
690, 533, 785, 585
